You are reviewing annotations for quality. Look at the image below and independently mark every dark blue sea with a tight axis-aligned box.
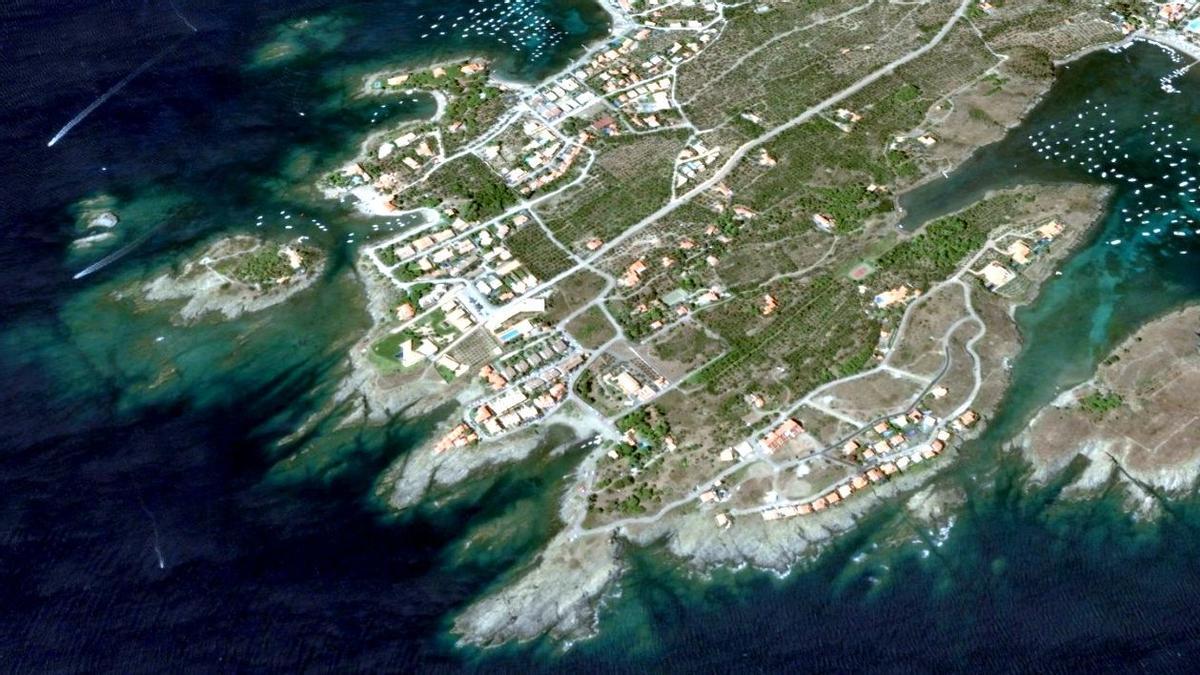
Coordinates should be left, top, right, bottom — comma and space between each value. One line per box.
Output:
5, 1, 1200, 671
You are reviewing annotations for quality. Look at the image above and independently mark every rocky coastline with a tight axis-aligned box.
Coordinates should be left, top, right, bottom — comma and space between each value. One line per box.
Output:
1018, 304, 1200, 513
299, 0, 1139, 651
444, 181, 1112, 649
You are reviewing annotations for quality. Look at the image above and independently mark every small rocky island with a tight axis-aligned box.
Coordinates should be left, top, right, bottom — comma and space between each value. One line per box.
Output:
70, 193, 122, 250
143, 235, 325, 322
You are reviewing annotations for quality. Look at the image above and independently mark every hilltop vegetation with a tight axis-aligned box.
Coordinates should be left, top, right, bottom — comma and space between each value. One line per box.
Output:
223, 244, 322, 287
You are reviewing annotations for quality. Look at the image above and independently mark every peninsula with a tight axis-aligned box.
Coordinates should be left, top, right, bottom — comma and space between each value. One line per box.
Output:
293, 0, 1200, 649
1020, 304, 1200, 506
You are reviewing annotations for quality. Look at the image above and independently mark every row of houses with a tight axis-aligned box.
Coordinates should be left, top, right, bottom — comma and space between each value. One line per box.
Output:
527, 18, 716, 130
740, 406, 983, 527
384, 216, 477, 264
471, 352, 587, 437
632, 0, 720, 28
714, 417, 805, 461
479, 333, 576, 391
375, 129, 441, 177
395, 289, 478, 375
758, 437, 951, 523
760, 418, 805, 454
615, 75, 673, 116
391, 291, 550, 382
380, 213, 544, 307
601, 366, 667, 405
580, 26, 713, 107
710, 410, 980, 529
479, 118, 589, 195
841, 408, 939, 464
530, 70, 601, 122
587, 31, 664, 94
519, 132, 588, 195
433, 423, 478, 454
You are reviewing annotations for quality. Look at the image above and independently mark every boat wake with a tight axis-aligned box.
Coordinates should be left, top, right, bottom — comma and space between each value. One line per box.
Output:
168, 0, 198, 33
47, 34, 189, 148
138, 499, 166, 570
73, 221, 166, 280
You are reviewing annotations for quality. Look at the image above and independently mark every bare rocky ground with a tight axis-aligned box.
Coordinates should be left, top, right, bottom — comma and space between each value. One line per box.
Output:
1020, 305, 1200, 508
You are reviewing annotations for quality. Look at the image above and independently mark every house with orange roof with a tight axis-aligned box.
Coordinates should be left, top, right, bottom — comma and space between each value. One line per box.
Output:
760, 418, 805, 453
1006, 239, 1033, 266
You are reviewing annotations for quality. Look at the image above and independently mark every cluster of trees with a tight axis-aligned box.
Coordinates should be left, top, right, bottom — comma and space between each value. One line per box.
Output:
1079, 390, 1123, 418
588, 474, 662, 515
777, 290, 877, 390
393, 155, 518, 221
823, 324, 881, 382
228, 247, 306, 286
377, 245, 399, 266
380, 63, 507, 150
695, 276, 840, 390
609, 298, 667, 341
325, 170, 361, 189
1004, 46, 1055, 81
585, 406, 674, 516
442, 162, 518, 221
803, 184, 890, 232
617, 405, 673, 451
390, 283, 432, 314
573, 369, 600, 406
877, 215, 988, 286
461, 180, 516, 221
442, 80, 504, 143
729, 110, 765, 138
615, 486, 657, 515
392, 261, 426, 282
892, 83, 922, 103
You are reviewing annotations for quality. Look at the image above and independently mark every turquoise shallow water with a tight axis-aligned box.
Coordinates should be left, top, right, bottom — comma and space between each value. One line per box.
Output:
5, 0, 1200, 668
